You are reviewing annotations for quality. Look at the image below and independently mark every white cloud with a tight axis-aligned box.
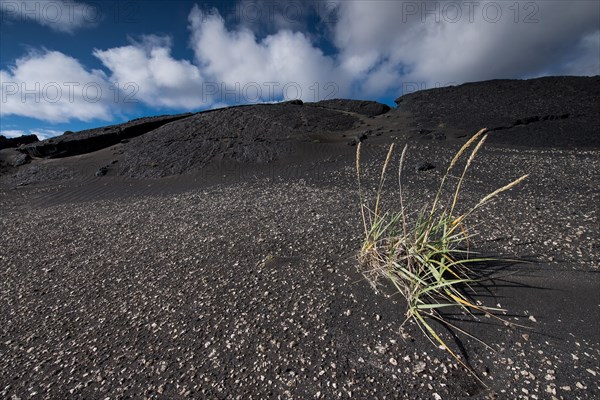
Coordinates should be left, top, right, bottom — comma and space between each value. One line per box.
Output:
0, 36, 212, 125
329, 0, 600, 95
188, 5, 351, 103
93, 35, 208, 110
1, 128, 61, 140
0, 0, 100, 33
0, 50, 114, 123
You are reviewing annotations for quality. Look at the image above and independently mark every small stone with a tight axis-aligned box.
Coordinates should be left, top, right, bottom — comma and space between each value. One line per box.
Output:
355, 133, 368, 142
528, 372, 536, 380
415, 161, 435, 172
389, 358, 398, 366
528, 315, 537, 322
413, 361, 426, 373
95, 166, 109, 177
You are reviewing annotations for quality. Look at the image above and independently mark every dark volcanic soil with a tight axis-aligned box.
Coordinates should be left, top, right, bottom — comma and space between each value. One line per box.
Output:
1, 79, 599, 399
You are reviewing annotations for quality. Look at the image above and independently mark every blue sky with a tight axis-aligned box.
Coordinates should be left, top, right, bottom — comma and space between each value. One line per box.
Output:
1, 0, 599, 139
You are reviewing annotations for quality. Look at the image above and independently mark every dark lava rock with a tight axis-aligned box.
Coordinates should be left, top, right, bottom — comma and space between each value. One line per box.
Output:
416, 129, 446, 140
118, 103, 359, 178
19, 113, 192, 159
415, 162, 435, 172
12, 153, 29, 167
0, 134, 38, 150
395, 76, 600, 148
356, 132, 368, 141
310, 99, 391, 117
348, 132, 369, 146
95, 166, 109, 177
0, 149, 30, 169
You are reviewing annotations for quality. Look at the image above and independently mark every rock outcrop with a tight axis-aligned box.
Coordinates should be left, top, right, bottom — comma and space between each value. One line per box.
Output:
395, 76, 600, 148
117, 102, 360, 177
0, 134, 38, 150
310, 99, 391, 117
19, 114, 192, 158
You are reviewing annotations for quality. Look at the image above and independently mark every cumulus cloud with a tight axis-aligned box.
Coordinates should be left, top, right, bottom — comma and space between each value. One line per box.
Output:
92, 6, 349, 112
0, 0, 100, 33
188, 5, 351, 103
0, 36, 212, 125
93, 35, 208, 109
0, 50, 114, 123
329, 0, 600, 95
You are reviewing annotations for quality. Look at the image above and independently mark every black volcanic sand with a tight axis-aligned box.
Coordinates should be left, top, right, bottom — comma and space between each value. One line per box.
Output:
1, 79, 599, 399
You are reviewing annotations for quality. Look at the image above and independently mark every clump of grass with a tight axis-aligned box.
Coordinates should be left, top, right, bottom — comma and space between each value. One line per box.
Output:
356, 128, 528, 381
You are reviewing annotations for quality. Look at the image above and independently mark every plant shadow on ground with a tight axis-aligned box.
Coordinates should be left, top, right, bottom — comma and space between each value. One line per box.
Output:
409, 257, 542, 376
427, 259, 533, 353
355, 128, 532, 387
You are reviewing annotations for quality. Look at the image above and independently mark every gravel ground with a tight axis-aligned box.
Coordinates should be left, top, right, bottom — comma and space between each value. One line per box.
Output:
1, 141, 599, 399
